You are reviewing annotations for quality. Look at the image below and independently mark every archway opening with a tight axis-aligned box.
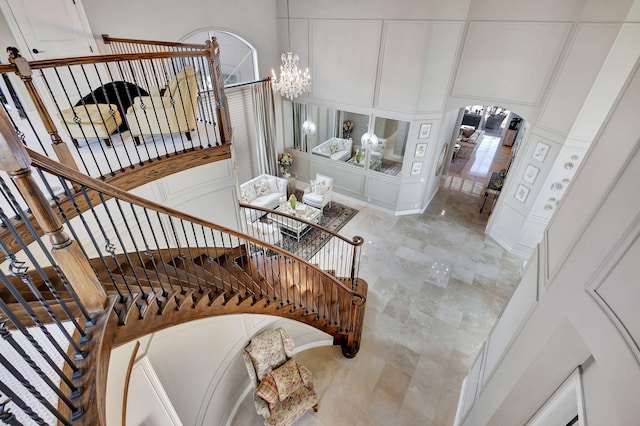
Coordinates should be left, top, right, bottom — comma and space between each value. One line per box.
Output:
181, 29, 259, 87
441, 104, 528, 217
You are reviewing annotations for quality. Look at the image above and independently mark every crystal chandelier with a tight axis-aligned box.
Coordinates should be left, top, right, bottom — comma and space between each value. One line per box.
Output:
271, 0, 311, 100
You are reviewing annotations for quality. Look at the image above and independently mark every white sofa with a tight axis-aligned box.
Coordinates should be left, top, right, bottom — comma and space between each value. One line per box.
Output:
311, 137, 352, 161
240, 174, 287, 221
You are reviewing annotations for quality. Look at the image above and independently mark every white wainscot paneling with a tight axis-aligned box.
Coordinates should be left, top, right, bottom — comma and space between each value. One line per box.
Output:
146, 316, 247, 426
417, 21, 465, 113
311, 160, 366, 196
482, 250, 538, 388
169, 186, 238, 230
488, 203, 527, 250
365, 176, 400, 206
127, 357, 182, 426
311, 19, 382, 106
162, 161, 233, 200
397, 181, 424, 208
460, 343, 486, 421
594, 225, 640, 362
452, 22, 571, 105
537, 24, 620, 135
377, 21, 430, 112
516, 215, 547, 252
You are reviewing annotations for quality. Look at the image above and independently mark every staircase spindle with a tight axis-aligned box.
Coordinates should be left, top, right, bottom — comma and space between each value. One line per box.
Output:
0, 209, 88, 350
0, 321, 80, 417
0, 296, 80, 390
129, 204, 169, 297
0, 381, 47, 426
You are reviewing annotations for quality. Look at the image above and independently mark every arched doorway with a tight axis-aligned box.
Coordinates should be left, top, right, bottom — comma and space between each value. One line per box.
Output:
180, 29, 259, 86
441, 104, 528, 217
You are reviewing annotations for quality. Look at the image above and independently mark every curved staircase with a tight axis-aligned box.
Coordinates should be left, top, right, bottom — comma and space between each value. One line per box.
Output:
0, 35, 367, 425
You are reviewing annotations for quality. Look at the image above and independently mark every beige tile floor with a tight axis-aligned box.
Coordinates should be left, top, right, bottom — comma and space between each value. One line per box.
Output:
232, 180, 523, 426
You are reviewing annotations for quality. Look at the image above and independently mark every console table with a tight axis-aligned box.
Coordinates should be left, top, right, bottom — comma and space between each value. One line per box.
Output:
480, 172, 503, 214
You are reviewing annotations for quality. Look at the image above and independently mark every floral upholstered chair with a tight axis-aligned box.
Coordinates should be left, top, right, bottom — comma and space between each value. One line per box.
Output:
242, 328, 318, 426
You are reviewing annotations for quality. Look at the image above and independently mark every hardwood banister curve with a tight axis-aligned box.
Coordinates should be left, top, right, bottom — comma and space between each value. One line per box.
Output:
102, 34, 206, 49
27, 148, 365, 301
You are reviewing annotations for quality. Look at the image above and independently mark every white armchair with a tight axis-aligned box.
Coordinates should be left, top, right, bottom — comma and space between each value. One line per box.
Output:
302, 174, 333, 213
370, 137, 387, 161
126, 66, 199, 144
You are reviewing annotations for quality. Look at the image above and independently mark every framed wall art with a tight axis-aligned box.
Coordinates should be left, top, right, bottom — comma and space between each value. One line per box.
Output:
514, 184, 530, 203
523, 164, 540, 184
532, 142, 550, 162
414, 143, 427, 157
411, 161, 423, 175
418, 123, 432, 139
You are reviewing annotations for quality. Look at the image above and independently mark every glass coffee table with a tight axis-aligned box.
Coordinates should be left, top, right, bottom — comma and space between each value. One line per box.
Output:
347, 156, 382, 171
267, 203, 322, 242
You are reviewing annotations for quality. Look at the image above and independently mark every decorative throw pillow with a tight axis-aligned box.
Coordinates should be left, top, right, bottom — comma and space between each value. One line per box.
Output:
271, 359, 304, 401
243, 184, 257, 202
329, 141, 339, 154
240, 189, 250, 204
256, 371, 279, 408
316, 184, 328, 195
254, 181, 271, 197
266, 176, 279, 194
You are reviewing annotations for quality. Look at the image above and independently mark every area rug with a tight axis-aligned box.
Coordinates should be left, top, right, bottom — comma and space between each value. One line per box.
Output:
272, 190, 359, 260
448, 156, 469, 174
449, 145, 475, 174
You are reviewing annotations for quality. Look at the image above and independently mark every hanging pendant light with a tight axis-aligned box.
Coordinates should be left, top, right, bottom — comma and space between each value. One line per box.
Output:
271, 0, 311, 100
361, 132, 379, 150
302, 119, 317, 135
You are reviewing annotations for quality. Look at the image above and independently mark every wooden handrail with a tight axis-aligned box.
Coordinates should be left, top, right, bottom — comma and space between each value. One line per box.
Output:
102, 34, 206, 49
27, 148, 365, 301
5, 51, 207, 71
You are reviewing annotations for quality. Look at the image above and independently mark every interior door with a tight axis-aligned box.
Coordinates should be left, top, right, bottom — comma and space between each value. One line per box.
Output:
1, 0, 102, 141
4, 0, 96, 60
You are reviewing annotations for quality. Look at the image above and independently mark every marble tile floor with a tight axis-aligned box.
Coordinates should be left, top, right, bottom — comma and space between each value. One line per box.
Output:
231, 186, 524, 426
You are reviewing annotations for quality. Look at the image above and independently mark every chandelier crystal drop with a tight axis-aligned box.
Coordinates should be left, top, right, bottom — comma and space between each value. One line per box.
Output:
271, 52, 311, 100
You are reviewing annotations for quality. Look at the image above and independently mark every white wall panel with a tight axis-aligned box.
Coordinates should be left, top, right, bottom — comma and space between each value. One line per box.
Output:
417, 21, 465, 113
482, 251, 538, 387
452, 22, 571, 105
377, 21, 430, 112
127, 357, 182, 425
147, 316, 245, 426
310, 19, 382, 106
537, 24, 620, 135
595, 235, 640, 362
365, 176, 400, 205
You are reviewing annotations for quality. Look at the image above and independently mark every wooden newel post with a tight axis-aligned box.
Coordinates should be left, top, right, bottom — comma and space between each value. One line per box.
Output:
6, 47, 80, 173
205, 37, 233, 145
0, 106, 107, 312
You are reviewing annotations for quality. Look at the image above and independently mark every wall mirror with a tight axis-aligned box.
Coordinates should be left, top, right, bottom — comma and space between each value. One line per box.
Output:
370, 116, 408, 176
284, 102, 406, 176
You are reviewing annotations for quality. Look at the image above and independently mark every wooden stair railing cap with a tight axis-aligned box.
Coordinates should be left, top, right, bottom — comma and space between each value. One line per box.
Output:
27, 148, 365, 301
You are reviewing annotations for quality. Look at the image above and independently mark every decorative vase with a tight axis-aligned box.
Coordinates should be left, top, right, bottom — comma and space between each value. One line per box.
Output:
288, 194, 297, 210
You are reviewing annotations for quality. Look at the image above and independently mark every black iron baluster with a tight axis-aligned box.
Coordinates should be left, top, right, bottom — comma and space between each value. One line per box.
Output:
0, 320, 80, 416
0, 382, 47, 425
0, 295, 80, 392
155, 212, 186, 295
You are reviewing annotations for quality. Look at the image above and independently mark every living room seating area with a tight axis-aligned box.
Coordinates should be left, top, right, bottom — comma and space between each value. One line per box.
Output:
240, 174, 288, 221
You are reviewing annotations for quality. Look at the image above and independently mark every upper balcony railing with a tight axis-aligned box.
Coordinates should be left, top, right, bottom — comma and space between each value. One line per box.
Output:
0, 36, 232, 182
